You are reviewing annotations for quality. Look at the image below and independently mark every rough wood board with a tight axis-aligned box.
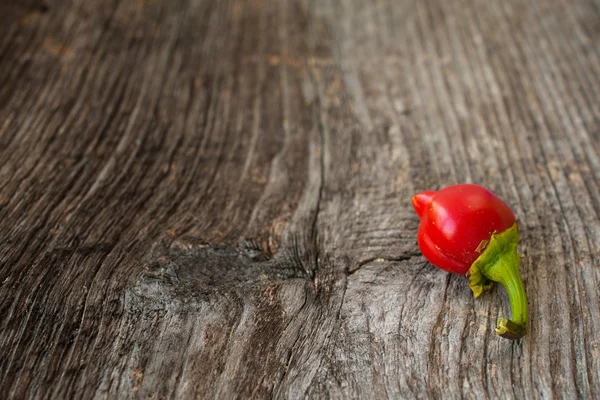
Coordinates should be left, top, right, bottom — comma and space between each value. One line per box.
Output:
1, 0, 599, 398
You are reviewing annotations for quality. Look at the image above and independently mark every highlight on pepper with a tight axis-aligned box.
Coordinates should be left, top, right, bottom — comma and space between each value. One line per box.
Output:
411, 184, 528, 340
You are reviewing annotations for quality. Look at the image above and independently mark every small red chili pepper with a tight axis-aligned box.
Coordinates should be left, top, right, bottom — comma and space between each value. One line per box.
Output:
412, 184, 528, 340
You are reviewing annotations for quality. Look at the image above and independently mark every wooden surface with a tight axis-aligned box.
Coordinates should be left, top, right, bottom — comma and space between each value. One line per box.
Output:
1, 0, 600, 398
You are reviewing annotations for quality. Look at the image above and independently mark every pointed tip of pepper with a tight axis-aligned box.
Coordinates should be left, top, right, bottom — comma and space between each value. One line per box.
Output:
412, 190, 436, 218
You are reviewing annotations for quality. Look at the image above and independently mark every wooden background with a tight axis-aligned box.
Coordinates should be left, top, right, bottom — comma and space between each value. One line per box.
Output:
1, 0, 599, 398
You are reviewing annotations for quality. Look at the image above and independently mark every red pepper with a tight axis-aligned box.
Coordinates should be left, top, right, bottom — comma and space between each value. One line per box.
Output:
412, 184, 528, 340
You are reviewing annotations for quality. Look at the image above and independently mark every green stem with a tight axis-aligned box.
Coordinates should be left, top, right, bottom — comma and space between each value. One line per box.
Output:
468, 224, 528, 340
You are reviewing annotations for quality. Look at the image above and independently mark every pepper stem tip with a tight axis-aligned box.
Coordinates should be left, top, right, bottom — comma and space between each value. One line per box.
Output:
495, 318, 527, 340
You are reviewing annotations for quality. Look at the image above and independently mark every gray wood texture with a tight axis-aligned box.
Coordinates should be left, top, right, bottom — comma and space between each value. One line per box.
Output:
1, 0, 600, 398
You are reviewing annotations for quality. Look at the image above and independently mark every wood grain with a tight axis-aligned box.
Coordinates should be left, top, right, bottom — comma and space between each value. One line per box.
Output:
1, 0, 599, 398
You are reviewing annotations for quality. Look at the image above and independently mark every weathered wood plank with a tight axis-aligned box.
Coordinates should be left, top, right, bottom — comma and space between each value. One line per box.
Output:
1, 0, 599, 398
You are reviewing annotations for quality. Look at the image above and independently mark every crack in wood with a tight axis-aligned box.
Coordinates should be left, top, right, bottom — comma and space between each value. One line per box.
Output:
348, 252, 424, 275
307, 58, 326, 292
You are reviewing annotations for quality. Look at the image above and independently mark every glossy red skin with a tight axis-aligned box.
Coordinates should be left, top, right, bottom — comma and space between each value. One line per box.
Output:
412, 184, 516, 274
